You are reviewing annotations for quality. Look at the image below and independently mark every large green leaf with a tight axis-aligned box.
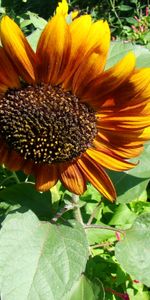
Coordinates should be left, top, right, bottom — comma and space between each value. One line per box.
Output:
64, 275, 104, 300
106, 41, 150, 69
115, 213, 150, 287
0, 210, 89, 300
27, 29, 42, 50
0, 183, 52, 220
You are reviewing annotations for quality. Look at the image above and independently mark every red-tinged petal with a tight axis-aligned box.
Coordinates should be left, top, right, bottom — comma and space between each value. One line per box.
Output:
93, 137, 144, 159
4, 150, 24, 171
86, 148, 136, 171
99, 115, 150, 130
22, 161, 34, 175
99, 68, 150, 111
59, 162, 86, 195
113, 68, 150, 107
0, 16, 37, 83
77, 154, 116, 201
81, 52, 136, 105
0, 142, 8, 163
72, 53, 103, 97
0, 47, 20, 89
36, 14, 71, 85
96, 127, 150, 146
34, 164, 58, 192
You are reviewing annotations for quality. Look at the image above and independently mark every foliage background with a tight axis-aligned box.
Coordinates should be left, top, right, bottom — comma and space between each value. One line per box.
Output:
0, 1, 150, 300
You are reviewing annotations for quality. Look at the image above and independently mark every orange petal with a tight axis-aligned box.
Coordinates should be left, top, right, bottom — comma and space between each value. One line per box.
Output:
34, 164, 58, 192
59, 162, 86, 195
0, 83, 7, 93
81, 52, 136, 104
86, 148, 136, 172
0, 16, 37, 83
0, 47, 20, 89
77, 154, 116, 201
93, 136, 144, 159
36, 14, 71, 85
96, 126, 150, 146
99, 115, 150, 130
4, 150, 24, 171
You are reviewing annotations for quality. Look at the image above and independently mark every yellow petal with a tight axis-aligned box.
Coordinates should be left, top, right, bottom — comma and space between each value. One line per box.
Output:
86, 148, 136, 171
59, 162, 86, 195
56, 0, 68, 17
36, 14, 70, 85
62, 15, 92, 87
77, 154, 116, 201
0, 47, 20, 88
85, 20, 110, 58
72, 20, 110, 96
71, 11, 79, 20
0, 16, 37, 83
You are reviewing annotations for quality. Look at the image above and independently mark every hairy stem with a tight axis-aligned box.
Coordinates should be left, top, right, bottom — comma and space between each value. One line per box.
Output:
72, 194, 84, 224
87, 200, 102, 225
84, 224, 125, 237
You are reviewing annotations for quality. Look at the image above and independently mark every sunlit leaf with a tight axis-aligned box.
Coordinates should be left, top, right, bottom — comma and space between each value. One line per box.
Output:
64, 275, 105, 300
0, 210, 89, 300
106, 41, 150, 69
115, 213, 150, 287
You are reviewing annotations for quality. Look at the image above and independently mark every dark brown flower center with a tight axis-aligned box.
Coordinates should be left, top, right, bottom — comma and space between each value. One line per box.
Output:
0, 84, 97, 164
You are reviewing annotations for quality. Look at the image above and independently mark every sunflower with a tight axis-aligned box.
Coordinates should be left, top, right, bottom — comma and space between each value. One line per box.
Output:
0, 2, 150, 202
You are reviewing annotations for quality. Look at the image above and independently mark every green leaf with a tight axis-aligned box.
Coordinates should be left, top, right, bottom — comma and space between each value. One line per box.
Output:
0, 183, 52, 220
64, 275, 105, 300
0, 210, 89, 300
86, 226, 115, 245
27, 29, 42, 50
129, 143, 150, 178
115, 213, 150, 287
106, 41, 150, 69
119, 4, 133, 11
109, 204, 137, 226
108, 144, 150, 203
27, 11, 47, 29
126, 17, 138, 25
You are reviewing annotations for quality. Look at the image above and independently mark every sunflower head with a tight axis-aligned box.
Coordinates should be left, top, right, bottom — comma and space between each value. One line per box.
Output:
0, 0, 150, 201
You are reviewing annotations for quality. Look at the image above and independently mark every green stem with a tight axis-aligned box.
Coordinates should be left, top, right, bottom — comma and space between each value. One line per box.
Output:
87, 200, 102, 225
84, 224, 125, 237
0, 171, 20, 185
72, 194, 84, 225
109, 0, 123, 28
12, 172, 20, 183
